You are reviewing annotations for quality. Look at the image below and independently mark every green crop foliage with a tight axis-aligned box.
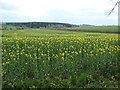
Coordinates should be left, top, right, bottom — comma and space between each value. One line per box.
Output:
2, 30, 119, 89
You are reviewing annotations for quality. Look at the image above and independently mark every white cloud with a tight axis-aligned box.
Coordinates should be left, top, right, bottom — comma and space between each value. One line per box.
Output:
0, 0, 118, 25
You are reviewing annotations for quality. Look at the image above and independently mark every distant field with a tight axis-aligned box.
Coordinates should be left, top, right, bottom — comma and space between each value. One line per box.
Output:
61, 26, 119, 34
2, 25, 119, 34
2, 29, 119, 88
2, 29, 118, 38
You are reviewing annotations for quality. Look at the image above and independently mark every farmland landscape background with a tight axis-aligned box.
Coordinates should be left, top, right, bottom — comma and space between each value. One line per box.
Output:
1, 24, 119, 88
0, 0, 119, 89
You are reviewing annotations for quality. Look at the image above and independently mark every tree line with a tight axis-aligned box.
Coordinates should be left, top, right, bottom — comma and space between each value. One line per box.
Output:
2, 22, 78, 30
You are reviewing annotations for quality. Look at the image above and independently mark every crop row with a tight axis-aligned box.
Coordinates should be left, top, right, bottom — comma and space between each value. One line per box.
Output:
2, 36, 119, 88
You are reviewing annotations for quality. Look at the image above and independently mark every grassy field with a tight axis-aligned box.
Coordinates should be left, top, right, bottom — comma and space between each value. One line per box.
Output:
62, 26, 119, 34
2, 29, 119, 88
2, 25, 119, 34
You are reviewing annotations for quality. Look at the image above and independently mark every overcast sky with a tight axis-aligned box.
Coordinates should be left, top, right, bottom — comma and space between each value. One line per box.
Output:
0, 0, 118, 25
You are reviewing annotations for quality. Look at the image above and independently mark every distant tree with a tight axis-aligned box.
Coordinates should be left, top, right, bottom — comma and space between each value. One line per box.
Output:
10, 28, 12, 30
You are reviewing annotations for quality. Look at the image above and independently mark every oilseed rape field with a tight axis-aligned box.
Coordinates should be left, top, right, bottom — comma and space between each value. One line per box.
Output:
2, 30, 119, 88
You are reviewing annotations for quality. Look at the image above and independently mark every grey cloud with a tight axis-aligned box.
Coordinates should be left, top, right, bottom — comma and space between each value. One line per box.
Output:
1, 7, 117, 25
